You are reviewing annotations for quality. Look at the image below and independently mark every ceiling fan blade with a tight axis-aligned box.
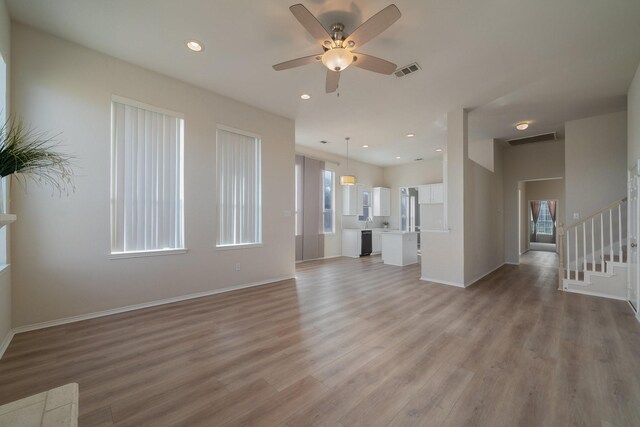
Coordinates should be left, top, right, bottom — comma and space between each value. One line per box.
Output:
326, 70, 340, 93
273, 54, 323, 71
352, 53, 397, 75
345, 4, 401, 49
289, 4, 334, 48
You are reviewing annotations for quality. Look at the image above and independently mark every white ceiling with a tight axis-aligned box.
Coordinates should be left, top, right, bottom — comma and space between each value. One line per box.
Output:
6, 0, 640, 166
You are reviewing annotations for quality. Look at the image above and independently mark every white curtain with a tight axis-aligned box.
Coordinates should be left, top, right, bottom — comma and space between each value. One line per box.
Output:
111, 101, 184, 253
217, 128, 261, 246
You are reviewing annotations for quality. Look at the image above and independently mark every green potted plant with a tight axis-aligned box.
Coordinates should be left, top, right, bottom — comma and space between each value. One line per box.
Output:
0, 118, 74, 216
382, 221, 389, 229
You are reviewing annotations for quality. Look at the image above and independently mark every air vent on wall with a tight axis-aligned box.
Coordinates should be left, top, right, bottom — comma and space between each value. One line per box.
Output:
507, 132, 557, 146
394, 62, 421, 78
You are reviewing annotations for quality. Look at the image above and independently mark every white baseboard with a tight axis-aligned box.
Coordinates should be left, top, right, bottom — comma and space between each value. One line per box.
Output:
420, 276, 465, 288
295, 255, 342, 264
465, 263, 505, 287
564, 286, 627, 301
12, 275, 296, 335
0, 329, 14, 360
504, 262, 520, 266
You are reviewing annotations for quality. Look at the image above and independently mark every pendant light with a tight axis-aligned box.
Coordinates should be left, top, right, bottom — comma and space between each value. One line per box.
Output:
340, 137, 356, 186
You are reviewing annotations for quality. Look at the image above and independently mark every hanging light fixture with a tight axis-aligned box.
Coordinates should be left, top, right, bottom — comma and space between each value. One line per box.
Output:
340, 137, 356, 186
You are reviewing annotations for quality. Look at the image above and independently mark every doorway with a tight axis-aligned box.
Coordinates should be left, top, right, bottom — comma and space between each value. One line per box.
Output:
529, 199, 558, 252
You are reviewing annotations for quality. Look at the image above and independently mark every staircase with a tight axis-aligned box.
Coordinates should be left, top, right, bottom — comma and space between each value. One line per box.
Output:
558, 197, 628, 300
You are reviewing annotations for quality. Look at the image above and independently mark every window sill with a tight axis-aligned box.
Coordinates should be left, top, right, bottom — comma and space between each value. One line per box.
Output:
0, 264, 9, 276
215, 243, 263, 251
322, 232, 336, 235
110, 248, 188, 260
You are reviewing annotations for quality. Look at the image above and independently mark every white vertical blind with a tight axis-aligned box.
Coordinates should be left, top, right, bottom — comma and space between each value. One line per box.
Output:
111, 100, 184, 253
217, 128, 262, 246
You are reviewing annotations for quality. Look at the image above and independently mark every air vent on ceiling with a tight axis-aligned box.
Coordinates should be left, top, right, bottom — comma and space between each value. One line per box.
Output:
414, 158, 423, 161
394, 62, 421, 78
319, 140, 328, 144
507, 132, 557, 146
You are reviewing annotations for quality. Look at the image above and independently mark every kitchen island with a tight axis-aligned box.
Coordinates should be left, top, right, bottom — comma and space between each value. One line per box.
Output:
380, 231, 418, 266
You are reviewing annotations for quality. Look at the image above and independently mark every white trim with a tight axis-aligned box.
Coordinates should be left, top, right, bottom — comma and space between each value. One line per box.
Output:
563, 286, 627, 301
421, 229, 451, 233
504, 261, 520, 266
465, 263, 505, 287
110, 248, 188, 260
0, 264, 9, 276
216, 124, 261, 140
420, 276, 465, 288
0, 329, 13, 360
111, 94, 184, 119
12, 275, 296, 334
215, 243, 263, 251
295, 255, 342, 264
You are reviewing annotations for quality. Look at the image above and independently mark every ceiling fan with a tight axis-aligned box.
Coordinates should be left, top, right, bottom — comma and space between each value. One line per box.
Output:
273, 4, 401, 93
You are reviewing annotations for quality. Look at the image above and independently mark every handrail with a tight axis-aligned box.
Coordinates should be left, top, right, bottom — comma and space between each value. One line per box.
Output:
564, 197, 627, 230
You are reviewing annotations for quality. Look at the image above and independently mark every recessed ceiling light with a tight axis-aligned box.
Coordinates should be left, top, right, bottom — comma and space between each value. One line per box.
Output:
516, 122, 529, 131
186, 40, 203, 52
406, 133, 415, 138
300, 93, 311, 100
362, 145, 369, 148
435, 148, 443, 152
396, 156, 401, 159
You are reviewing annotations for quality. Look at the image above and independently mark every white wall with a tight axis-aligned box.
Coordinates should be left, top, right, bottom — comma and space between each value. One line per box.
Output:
421, 110, 466, 286
383, 158, 443, 230
464, 141, 504, 284
565, 111, 627, 224
0, 0, 12, 354
628, 63, 640, 169
469, 139, 494, 172
503, 140, 565, 264
295, 144, 385, 258
10, 24, 295, 327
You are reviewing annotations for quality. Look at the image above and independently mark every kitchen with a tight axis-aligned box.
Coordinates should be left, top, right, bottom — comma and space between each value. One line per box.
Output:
294, 145, 445, 265
341, 182, 444, 267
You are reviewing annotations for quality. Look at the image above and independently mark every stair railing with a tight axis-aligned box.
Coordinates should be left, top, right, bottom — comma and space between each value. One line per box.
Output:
559, 197, 627, 288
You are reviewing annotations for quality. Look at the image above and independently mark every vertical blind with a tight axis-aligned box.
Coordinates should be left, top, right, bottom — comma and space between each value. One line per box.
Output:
111, 100, 184, 253
217, 128, 262, 246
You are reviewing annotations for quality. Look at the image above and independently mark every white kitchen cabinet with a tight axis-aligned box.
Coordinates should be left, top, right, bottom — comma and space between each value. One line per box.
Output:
343, 184, 364, 216
418, 183, 444, 204
342, 229, 362, 257
372, 187, 391, 217
372, 229, 383, 254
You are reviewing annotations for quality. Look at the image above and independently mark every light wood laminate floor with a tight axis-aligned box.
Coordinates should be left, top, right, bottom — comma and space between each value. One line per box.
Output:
1, 253, 640, 426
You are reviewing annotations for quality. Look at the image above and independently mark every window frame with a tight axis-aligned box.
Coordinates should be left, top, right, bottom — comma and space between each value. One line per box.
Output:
109, 95, 186, 258
322, 169, 335, 234
215, 124, 263, 248
536, 201, 554, 236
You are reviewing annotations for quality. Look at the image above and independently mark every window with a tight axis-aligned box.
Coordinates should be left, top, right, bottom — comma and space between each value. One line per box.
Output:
536, 201, 554, 235
0, 54, 7, 265
217, 127, 262, 247
322, 170, 334, 233
359, 190, 371, 222
295, 161, 303, 236
110, 98, 185, 254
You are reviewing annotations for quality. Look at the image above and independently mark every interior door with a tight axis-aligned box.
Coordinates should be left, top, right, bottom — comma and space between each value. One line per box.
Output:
628, 163, 639, 312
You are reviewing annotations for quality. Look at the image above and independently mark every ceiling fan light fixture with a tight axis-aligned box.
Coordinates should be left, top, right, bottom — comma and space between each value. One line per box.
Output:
322, 48, 353, 72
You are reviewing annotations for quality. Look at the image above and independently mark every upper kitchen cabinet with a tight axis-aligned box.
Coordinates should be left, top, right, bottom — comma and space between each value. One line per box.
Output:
372, 187, 390, 217
343, 184, 364, 216
418, 183, 444, 204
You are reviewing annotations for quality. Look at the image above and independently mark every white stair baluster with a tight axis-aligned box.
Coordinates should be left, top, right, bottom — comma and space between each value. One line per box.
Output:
591, 218, 595, 271
600, 213, 604, 271
618, 203, 622, 262
575, 227, 579, 280
609, 208, 613, 269
567, 228, 571, 279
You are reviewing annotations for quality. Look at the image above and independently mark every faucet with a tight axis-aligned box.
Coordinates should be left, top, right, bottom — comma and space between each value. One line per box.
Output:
364, 217, 372, 229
